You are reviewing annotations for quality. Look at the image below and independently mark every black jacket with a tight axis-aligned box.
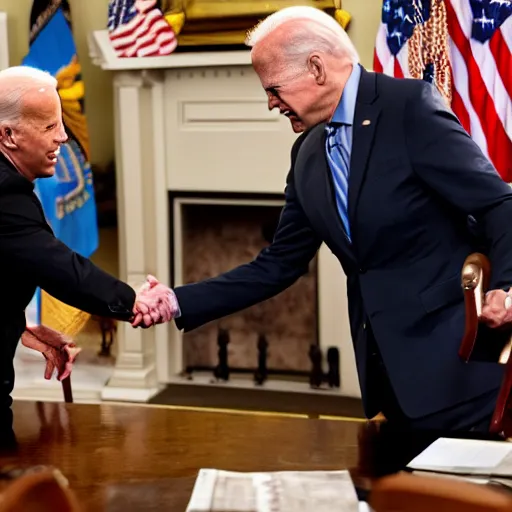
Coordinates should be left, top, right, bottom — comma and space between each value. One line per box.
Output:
0, 153, 136, 349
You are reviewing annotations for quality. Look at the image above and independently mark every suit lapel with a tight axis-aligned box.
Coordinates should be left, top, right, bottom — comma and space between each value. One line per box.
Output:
348, 69, 381, 241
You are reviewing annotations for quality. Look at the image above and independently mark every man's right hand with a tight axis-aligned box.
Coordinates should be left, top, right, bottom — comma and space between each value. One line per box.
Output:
480, 287, 512, 329
131, 275, 180, 328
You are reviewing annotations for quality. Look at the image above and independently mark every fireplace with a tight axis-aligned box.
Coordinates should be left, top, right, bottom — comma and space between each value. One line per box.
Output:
88, 32, 360, 402
172, 196, 318, 377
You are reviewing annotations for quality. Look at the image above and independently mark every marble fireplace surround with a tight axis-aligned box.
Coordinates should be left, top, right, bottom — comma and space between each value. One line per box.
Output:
88, 30, 361, 402
175, 196, 318, 375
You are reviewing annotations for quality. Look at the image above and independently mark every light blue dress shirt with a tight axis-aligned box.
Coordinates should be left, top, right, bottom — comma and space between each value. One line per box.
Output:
325, 64, 361, 242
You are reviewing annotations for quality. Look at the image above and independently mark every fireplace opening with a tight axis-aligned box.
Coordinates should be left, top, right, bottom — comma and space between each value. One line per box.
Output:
173, 197, 318, 378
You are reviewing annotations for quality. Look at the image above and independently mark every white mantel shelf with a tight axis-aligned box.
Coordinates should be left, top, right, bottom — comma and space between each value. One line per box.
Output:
89, 30, 252, 71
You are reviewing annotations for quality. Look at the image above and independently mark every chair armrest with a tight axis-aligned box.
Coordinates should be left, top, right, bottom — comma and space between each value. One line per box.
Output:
460, 253, 490, 362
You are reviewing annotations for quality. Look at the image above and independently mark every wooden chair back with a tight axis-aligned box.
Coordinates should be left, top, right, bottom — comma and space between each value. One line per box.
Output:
0, 470, 81, 512
371, 472, 512, 512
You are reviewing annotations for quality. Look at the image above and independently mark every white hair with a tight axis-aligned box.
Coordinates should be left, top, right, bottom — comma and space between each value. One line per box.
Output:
245, 6, 359, 66
0, 66, 57, 125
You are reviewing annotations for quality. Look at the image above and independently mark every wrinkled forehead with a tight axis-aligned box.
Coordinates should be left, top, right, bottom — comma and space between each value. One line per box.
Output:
252, 46, 289, 87
21, 87, 61, 121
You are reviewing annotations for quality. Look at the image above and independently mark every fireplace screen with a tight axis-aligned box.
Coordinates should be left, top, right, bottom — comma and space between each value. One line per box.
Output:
177, 200, 318, 377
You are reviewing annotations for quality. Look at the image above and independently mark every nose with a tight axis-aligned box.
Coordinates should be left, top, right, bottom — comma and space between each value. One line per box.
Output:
267, 91, 280, 111
56, 122, 68, 144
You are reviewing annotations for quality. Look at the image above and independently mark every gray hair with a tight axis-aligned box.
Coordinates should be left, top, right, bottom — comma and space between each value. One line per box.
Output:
245, 6, 359, 67
0, 66, 57, 125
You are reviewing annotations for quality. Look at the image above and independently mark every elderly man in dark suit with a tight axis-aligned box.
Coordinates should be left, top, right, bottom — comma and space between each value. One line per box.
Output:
0, 65, 175, 427
163, 6, 511, 432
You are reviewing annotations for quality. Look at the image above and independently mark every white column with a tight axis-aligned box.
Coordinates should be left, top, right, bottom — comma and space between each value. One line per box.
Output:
0, 12, 8, 70
317, 246, 361, 398
102, 70, 172, 402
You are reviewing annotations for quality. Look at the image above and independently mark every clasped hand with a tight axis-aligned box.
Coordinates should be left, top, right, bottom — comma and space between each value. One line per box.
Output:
21, 275, 177, 382
480, 287, 512, 328
131, 274, 179, 328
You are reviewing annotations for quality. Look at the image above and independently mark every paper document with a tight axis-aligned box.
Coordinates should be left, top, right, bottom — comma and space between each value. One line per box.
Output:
185, 469, 365, 512
407, 437, 512, 477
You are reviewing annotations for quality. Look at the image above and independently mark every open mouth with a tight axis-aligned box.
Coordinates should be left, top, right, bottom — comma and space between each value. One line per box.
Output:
282, 110, 300, 121
47, 146, 60, 164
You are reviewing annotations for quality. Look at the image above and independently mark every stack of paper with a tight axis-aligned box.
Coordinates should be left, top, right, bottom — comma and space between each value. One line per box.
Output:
185, 469, 371, 512
407, 437, 512, 488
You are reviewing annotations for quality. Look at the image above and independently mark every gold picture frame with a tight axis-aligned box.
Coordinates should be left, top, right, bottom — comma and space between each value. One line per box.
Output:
161, 0, 340, 47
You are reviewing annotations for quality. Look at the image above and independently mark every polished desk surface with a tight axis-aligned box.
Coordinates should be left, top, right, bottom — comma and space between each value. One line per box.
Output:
1, 400, 503, 511
0, 401, 364, 511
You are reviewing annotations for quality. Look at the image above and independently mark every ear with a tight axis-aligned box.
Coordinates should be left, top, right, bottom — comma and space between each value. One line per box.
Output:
0, 125, 18, 150
308, 55, 327, 85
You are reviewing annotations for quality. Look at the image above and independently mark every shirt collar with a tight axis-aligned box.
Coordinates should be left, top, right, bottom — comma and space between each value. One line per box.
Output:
330, 64, 361, 126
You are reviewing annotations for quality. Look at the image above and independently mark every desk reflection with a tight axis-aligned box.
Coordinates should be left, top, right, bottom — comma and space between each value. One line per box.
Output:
0, 401, 506, 511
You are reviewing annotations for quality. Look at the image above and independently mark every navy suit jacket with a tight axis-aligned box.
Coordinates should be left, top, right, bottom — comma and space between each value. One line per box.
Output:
174, 68, 512, 419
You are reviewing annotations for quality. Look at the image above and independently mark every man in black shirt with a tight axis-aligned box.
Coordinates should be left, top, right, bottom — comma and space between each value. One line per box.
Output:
0, 66, 175, 423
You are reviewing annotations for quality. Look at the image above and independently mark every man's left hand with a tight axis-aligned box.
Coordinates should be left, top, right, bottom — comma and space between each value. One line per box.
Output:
480, 288, 512, 328
21, 325, 81, 381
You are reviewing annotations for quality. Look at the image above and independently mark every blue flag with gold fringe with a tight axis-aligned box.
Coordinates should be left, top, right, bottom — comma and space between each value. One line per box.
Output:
23, 0, 98, 333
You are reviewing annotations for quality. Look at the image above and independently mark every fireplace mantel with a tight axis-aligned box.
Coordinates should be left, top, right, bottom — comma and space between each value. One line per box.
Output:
89, 30, 252, 71
88, 31, 361, 402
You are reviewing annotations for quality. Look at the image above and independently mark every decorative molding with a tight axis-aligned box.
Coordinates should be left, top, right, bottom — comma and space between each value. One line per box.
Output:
181, 100, 279, 126
172, 67, 251, 81
112, 69, 166, 89
101, 385, 163, 403
0, 12, 9, 70
13, 387, 102, 403
89, 30, 251, 71
112, 71, 147, 89
164, 65, 296, 193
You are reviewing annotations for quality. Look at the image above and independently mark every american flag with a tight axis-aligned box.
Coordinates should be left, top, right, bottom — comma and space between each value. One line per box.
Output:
107, 0, 177, 58
374, 0, 512, 182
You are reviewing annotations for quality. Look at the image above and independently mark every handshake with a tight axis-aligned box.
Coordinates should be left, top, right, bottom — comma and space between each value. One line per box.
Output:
131, 274, 180, 328
21, 275, 179, 383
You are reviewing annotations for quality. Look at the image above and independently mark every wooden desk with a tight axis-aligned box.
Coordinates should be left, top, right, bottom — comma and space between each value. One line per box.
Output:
0, 401, 363, 511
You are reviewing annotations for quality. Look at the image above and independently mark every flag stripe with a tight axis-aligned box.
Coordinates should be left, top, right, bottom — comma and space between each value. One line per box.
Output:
451, 86, 471, 135
490, 30, 512, 122
445, 0, 510, 178
394, 57, 404, 78
449, 40, 489, 155
374, 48, 383, 73
448, 62, 471, 135
502, 16, 512, 52
375, 23, 395, 75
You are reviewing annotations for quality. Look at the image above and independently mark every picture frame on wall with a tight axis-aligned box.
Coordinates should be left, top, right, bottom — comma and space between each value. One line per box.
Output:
0, 12, 8, 70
